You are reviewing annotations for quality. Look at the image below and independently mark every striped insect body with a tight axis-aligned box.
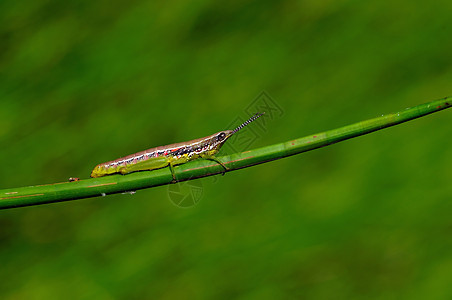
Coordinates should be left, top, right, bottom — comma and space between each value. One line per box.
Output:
91, 112, 265, 181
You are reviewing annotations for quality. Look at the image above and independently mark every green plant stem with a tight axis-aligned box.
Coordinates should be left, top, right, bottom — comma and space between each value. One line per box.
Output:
1, 97, 450, 209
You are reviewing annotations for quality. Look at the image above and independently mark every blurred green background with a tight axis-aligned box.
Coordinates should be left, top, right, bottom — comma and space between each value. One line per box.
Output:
1, 0, 451, 299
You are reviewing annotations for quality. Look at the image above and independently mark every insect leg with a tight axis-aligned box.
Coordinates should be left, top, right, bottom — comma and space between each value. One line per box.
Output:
168, 161, 177, 183
199, 153, 229, 176
119, 156, 170, 175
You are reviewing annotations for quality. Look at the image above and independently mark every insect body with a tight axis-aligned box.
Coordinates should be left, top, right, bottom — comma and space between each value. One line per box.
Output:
90, 112, 264, 181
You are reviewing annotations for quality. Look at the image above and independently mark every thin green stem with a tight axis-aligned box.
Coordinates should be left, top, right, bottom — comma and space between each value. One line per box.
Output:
0, 97, 450, 209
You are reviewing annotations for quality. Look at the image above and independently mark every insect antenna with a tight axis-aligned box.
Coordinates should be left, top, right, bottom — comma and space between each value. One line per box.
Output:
231, 112, 265, 135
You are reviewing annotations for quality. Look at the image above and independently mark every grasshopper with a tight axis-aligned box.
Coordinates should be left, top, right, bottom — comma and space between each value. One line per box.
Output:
90, 112, 264, 181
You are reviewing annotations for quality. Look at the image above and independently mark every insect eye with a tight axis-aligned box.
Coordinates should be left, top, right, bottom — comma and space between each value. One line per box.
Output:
218, 133, 226, 141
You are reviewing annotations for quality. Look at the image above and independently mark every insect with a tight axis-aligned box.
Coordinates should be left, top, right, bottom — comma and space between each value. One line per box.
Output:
90, 112, 265, 181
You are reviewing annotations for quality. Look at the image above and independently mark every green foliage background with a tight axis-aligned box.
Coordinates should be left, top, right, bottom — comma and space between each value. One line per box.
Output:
1, 0, 451, 298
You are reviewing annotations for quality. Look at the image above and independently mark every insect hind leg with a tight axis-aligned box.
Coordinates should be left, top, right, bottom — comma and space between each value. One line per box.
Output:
168, 161, 177, 183
120, 156, 179, 183
119, 156, 169, 174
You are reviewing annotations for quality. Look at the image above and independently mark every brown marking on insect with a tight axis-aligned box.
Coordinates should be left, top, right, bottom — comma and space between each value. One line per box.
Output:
0, 193, 44, 200
445, 102, 450, 106
313, 135, 317, 138
69, 177, 80, 182
437, 105, 442, 109
86, 182, 118, 188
